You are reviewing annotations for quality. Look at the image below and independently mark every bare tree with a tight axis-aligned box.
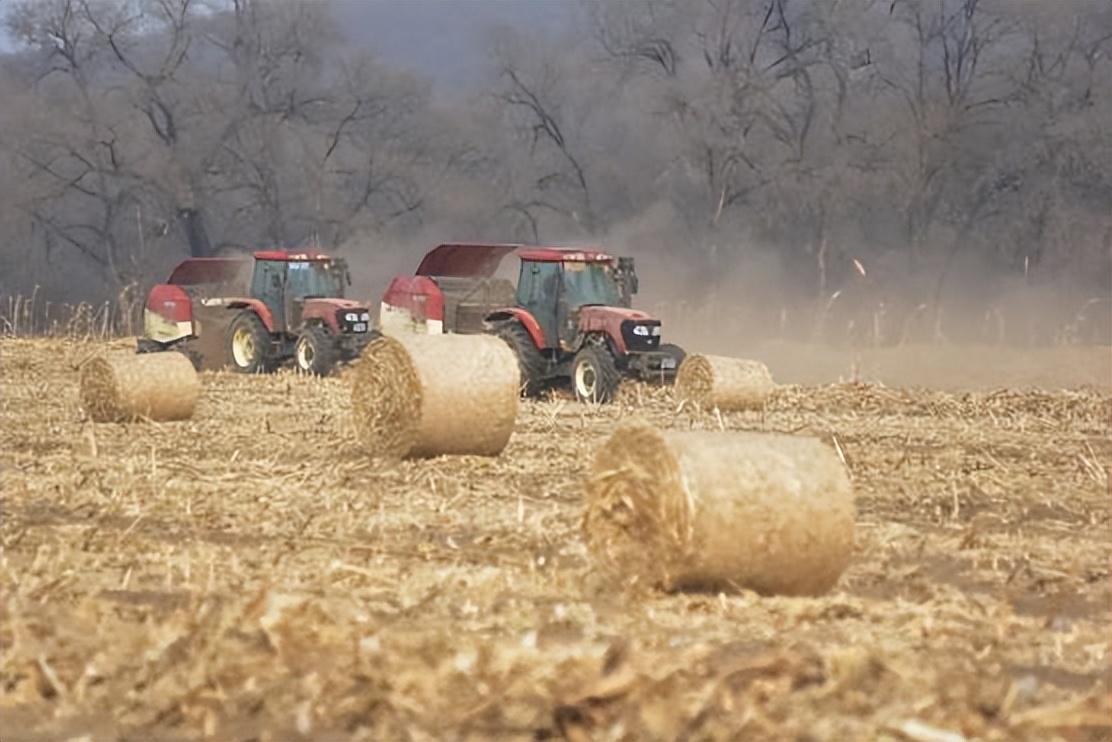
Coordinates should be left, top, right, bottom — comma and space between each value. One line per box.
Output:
0, 0, 451, 300
874, 0, 1017, 267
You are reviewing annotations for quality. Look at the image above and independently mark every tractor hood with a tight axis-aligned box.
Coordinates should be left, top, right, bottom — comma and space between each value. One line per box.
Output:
416, 243, 522, 278
578, 306, 655, 324
302, 295, 362, 307
301, 297, 366, 313
578, 305, 663, 354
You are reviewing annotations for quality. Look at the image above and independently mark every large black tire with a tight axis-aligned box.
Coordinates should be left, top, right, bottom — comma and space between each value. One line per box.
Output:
494, 321, 547, 397
226, 311, 274, 374
295, 325, 338, 376
572, 344, 621, 404
658, 343, 687, 378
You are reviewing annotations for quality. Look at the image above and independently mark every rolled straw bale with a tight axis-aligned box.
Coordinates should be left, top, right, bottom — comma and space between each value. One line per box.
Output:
674, 354, 776, 411
582, 423, 854, 596
79, 352, 199, 422
349, 333, 519, 458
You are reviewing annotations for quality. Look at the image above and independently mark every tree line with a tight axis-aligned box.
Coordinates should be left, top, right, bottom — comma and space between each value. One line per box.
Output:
1, 0, 1108, 344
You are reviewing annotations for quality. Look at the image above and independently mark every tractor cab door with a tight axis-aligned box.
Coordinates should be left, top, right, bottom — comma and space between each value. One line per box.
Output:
251, 259, 288, 331
516, 260, 560, 348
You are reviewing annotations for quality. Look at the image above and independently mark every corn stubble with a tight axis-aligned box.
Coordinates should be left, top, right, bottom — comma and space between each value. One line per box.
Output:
2, 337, 1109, 742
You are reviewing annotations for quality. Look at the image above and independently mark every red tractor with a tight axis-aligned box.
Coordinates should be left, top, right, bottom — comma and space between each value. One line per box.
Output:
380, 243, 685, 402
138, 249, 376, 375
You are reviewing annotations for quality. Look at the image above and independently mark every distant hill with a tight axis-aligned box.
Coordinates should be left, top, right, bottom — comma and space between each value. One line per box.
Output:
329, 0, 575, 89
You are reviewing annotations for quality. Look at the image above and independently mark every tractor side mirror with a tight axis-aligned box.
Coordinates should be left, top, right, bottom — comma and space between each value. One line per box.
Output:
617, 257, 639, 295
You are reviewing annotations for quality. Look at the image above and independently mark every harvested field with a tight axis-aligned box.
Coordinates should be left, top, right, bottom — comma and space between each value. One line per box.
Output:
2, 336, 1110, 742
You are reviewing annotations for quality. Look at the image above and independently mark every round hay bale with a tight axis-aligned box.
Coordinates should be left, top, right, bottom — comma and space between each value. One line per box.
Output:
79, 352, 200, 422
582, 423, 854, 596
674, 354, 776, 411
349, 333, 519, 458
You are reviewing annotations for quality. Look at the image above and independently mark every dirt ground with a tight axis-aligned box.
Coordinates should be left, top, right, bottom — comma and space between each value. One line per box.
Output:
1, 337, 1109, 742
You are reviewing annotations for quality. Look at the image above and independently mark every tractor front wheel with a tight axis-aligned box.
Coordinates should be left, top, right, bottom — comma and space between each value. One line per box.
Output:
572, 344, 620, 404
658, 343, 687, 379
494, 321, 546, 397
295, 325, 338, 376
227, 311, 274, 374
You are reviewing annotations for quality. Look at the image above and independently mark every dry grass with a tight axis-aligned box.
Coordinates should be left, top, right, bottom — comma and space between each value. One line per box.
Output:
1, 288, 142, 339
2, 337, 1110, 741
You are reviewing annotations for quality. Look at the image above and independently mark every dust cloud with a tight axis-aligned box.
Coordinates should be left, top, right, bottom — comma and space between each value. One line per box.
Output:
339, 205, 1109, 393
598, 208, 1111, 391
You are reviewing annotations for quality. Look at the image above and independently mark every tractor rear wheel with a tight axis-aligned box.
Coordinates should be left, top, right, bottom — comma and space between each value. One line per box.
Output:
494, 321, 546, 397
572, 344, 620, 403
227, 311, 274, 374
295, 325, 338, 376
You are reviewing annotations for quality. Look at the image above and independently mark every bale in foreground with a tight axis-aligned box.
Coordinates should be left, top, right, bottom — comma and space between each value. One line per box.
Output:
674, 354, 776, 411
582, 423, 855, 596
349, 333, 519, 458
79, 352, 200, 422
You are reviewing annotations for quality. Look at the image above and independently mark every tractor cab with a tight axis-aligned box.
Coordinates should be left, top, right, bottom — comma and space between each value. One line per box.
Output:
515, 249, 626, 349
250, 250, 353, 332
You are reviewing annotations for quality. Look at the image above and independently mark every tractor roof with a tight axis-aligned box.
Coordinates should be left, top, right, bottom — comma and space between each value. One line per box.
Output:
516, 247, 613, 264
416, 243, 523, 278
253, 249, 332, 261
415, 243, 614, 278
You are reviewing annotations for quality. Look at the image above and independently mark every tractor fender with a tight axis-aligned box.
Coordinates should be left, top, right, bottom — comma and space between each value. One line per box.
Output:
218, 298, 276, 333
578, 331, 623, 364
485, 308, 546, 349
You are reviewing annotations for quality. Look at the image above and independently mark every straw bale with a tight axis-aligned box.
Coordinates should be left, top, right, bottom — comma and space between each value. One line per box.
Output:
349, 333, 519, 458
79, 352, 199, 422
582, 423, 854, 596
674, 354, 776, 411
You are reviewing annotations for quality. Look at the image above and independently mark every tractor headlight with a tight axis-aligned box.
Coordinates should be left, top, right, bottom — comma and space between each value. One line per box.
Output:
345, 312, 359, 322
633, 325, 650, 336
360, 312, 370, 322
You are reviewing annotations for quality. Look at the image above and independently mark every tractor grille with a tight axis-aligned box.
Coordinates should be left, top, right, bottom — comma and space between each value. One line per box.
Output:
336, 308, 372, 334
621, 319, 662, 352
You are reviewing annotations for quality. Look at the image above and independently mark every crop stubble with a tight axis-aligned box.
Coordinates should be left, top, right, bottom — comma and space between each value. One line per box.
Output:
1, 337, 1109, 741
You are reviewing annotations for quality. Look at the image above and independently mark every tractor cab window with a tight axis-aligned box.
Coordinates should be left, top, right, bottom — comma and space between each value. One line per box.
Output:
562, 261, 622, 307
286, 261, 344, 299
252, 260, 287, 303
517, 260, 561, 308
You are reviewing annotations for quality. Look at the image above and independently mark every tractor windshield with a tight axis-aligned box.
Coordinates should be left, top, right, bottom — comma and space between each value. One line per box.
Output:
562, 261, 622, 307
287, 260, 345, 299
